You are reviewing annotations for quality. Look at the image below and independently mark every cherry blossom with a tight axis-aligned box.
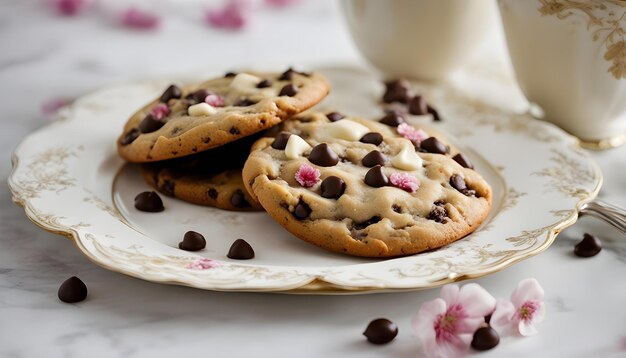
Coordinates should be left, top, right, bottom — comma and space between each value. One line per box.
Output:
205, 0, 249, 30
490, 278, 545, 337
119, 7, 160, 30
50, 0, 87, 16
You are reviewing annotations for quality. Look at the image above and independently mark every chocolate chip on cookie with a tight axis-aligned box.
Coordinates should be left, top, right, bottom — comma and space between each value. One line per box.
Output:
326, 112, 345, 122
159, 84, 182, 103
383, 79, 412, 104
227, 239, 255, 260
309, 143, 339, 167
120, 128, 140, 145
279, 84, 299, 97
428, 205, 448, 223
234, 98, 257, 107
420, 137, 447, 154
408, 95, 428, 115
379, 110, 405, 127
453, 153, 474, 169
360, 132, 384, 146
293, 201, 312, 220
224, 71, 237, 78
321, 176, 346, 199
364, 165, 388, 187
179, 231, 206, 251
427, 105, 442, 121
230, 190, 250, 208
279, 68, 296, 81
362, 150, 386, 167
449, 174, 467, 192
272, 131, 292, 150
138, 114, 164, 134
256, 79, 272, 88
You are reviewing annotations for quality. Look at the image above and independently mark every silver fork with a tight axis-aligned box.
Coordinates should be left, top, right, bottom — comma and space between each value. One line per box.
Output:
580, 201, 626, 236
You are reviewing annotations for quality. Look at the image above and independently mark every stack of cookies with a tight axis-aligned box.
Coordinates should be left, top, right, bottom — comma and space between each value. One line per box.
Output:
117, 68, 492, 257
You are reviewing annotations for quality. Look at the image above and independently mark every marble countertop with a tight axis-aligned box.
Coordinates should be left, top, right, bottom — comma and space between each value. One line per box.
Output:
1, 1, 625, 357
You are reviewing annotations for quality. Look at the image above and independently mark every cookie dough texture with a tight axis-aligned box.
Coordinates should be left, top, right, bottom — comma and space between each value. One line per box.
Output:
118, 71, 330, 163
242, 113, 492, 257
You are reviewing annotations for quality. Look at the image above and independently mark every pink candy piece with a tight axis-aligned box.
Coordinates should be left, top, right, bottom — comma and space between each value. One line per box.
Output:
397, 123, 428, 143
295, 164, 320, 188
205, 0, 249, 30
187, 258, 221, 270
205, 94, 225, 107
119, 7, 160, 30
149, 103, 170, 120
51, 0, 86, 16
389, 172, 419, 193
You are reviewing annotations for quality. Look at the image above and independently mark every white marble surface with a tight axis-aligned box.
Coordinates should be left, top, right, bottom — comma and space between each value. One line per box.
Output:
1, 1, 625, 357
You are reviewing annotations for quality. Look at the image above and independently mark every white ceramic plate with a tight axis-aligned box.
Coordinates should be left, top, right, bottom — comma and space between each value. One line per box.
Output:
9, 66, 602, 294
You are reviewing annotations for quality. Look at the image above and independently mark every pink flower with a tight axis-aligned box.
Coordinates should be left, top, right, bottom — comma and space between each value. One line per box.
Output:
119, 7, 160, 30
205, 0, 249, 30
205, 94, 225, 107
42, 98, 73, 117
295, 163, 320, 188
389, 172, 419, 192
413, 284, 496, 358
491, 278, 545, 337
397, 123, 428, 143
187, 258, 221, 270
149, 103, 170, 120
50, 0, 86, 16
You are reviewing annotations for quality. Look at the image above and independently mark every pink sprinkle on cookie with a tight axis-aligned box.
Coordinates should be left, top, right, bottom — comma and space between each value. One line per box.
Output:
149, 103, 170, 120
119, 7, 160, 30
205, 94, 225, 107
390, 172, 419, 192
295, 164, 320, 188
187, 258, 220, 270
397, 123, 428, 143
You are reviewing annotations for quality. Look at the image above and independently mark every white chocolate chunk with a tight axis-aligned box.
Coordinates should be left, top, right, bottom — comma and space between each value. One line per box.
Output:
320, 120, 370, 141
391, 146, 423, 171
188, 103, 217, 116
285, 135, 312, 159
230, 73, 261, 91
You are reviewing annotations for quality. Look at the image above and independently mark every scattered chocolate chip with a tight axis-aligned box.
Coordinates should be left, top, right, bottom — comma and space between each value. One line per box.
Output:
326, 112, 344, 122
353, 216, 382, 230
471, 327, 500, 351
224, 72, 237, 78
453, 153, 474, 169
178, 231, 206, 251
420, 137, 447, 154
364, 165, 388, 187
360, 132, 384, 146
227, 239, 255, 259
428, 205, 448, 223
58, 276, 88, 303
320, 176, 346, 199
134, 191, 164, 212
279, 68, 295, 81
383, 79, 412, 104
120, 128, 140, 145
138, 114, 164, 133
450, 174, 467, 192
207, 188, 218, 199
308, 143, 339, 167
293, 202, 311, 220
256, 79, 272, 88
159, 180, 175, 196
279, 84, 299, 97
362, 150, 386, 167
363, 318, 398, 344
484, 314, 492, 324
230, 190, 250, 208
234, 98, 257, 107
379, 110, 405, 127
427, 105, 441, 121
408, 95, 429, 115
271, 131, 292, 150
159, 84, 182, 103
187, 89, 211, 103
574, 233, 602, 257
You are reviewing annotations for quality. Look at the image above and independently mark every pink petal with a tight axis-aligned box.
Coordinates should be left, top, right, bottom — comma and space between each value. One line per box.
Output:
511, 278, 544, 307
413, 299, 447, 356
457, 283, 496, 318
149, 103, 170, 120
440, 284, 460, 307
50, 0, 86, 16
119, 7, 160, 30
265, 0, 301, 7
490, 299, 516, 336
455, 316, 486, 335
518, 320, 538, 337
295, 164, 320, 188
397, 123, 428, 143
437, 334, 471, 358
205, 94, 225, 107
205, 0, 249, 30
42, 98, 72, 117
389, 172, 419, 192
186, 258, 220, 270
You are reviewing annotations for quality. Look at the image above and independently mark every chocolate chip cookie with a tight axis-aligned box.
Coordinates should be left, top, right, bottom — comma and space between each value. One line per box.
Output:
242, 113, 492, 257
118, 69, 330, 163
141, 134, 262, 211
